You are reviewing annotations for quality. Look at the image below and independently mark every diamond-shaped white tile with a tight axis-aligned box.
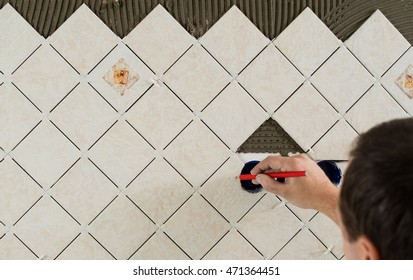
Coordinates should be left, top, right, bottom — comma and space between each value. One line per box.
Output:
345, 10, 410, 78
202, 82, 268, 150
0, 83, 41, 152
130, 231, 189, 260
163, 119, 230, 187
89, 195, 157, 259
237, 194, 302, 258
49, 82, 118, 150
381, 47, 413, 115
50, 158, 118, 225
124, 5, 194, 75
0, 4, 43, 74
126, 158, 193, 224
0, 233, 37, 260
126, 85, 193, 149
162, 193, 230, 259
88, 120, 155, 188
273, 8, 341, 77
48, 4, 118, 75
56, 233, 114, 260
273, 82, 340, 151
13, 196, 79, 259
12, 44, 79, 112
203, 229, 262, 260
237, 44, 305, 113
273, 229, 336, 260
89, 43, 156, 113
345, 84, 409, 134
11, 120, 81, 188
310, 46, 375, 114
163, 44, 232, 112
0, 157, 43, 225
200, 156, 264, 223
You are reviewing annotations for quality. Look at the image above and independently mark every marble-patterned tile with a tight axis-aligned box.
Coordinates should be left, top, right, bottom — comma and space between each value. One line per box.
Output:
50, 158, 118, 225
49, 82, 118, 150
126, 158, 193, 224
273, 82, 341, 151
124, 5, 194, 75
56, 233, 114, 260
89, 43, 156, 114
162, 193, 231, 259
163, 119, 230, 188
345, 10, 410, 78
273, 229, 336, 260
11, 120, 81, 188
199, 156, 264, 224
12, 44, 79, 112
130, 230, 189, 260
203, 229, 263, 260
48, 4, 118, 75
0, 233, 37, 260
237, 44, 305, 113
0, 83, 42, 152
201, 82, 268, 151
89, 195, 157, 259
88, 120, 155, 188
0, 4, 43, 74
163, 44, 232, 112
199, 6, 269, 76
125, 85, 193, 149
273, 8, 341, 77
13, 195, 80, 260
345, 84, 409, 134
381, 47, 413, 115
237, 194, 302, 258
310, 46, 375, 114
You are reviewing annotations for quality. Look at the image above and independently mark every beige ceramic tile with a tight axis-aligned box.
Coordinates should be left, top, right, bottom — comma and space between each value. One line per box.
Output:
312, 119, 358, 161
130, 230, 189, 260
163, 44, 232, 112
201, 82, 268, 151
0, 4, 43, 74
125, 85, 193, 149
88, 120, 155, 188
200, 6, 269, 76
50, 158, 119, 225
0, 83, 42, 152
199, 156, 265, 223
273, 229, 336, 260
89, 43, 156, 113
89, 195, 157, 259
0, 157, 43, 225
48, 4, 118, 75
203, 229, 263, 260
162, 193, 231, 259
0, 233, 37, 260
381, 47, 413, 115
49, 82, 118, 150
12, 44, 79, 112
273, 8, 341, 77
345, 10, 410, 78
56, 233, 114, 260
124, 5, 194, 75
11, 120, 81, 188
273, 82, 341, 151
163, 119, 230, 187
237, 194, 302, 258
126, 158, 193, 224
310, 46, 375, 114
237, 44, 305, 113
13, 195, 79, 259
345, 84, 409, 134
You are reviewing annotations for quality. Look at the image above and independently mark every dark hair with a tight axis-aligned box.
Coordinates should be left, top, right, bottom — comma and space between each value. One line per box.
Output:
339, 118, 413, 259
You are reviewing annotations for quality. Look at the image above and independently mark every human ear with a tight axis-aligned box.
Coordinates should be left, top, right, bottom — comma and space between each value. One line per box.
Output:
360, 236, 380, 260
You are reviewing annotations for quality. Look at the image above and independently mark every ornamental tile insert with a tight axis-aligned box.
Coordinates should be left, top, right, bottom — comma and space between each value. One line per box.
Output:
396, 64, 413, 98
103, 58, 140, 96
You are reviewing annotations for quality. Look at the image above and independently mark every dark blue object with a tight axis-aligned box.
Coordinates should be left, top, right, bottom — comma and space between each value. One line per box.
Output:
240, 161, 263, 193
317, 160, 342, 186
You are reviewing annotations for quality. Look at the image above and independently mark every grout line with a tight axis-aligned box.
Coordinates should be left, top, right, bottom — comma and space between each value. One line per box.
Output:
163, 82, 194, 113
49, 157, 81, 189
200, 81, 231, 112
163, 44, 194, 75
125, 157, 156, 189
344, 118, 360, 136
198, 157, 230, 188
345, 47, 376, 78
310, 82, 340, 114
88, 159, 120, 190
88, 82, 119, 113
163, 157, 194, 189
237, 82, 268, 113
125, 195, 157, 225
237, 42, 270, 76
87, 44, 118, 75
309, 45, 341, 77
310, 119, 340, 149
11, 158, 43, 190
127, 231, 157, 260
199, 193, 230, 224
88, 233, 117, 260
11, 82, 42, 113
200, 229, 231, 260
236, 230, 265, 258
200, 119, 231, 150
199, 44, 232, 77
124, 84, 154, 113
124, 43, 156, 75
49, 120, 81, 151
12, 196, 43, 227
13, 233, 40, 259
50, 196, 81, 226
344, 83, 374, 114
380, 84, 410, 116
307, 227, 340, 259
88, 195, 118, 225
125, 120, 156, 150
54, 232, 81, 260
162, 120, 193, 151
49, 44, 80, 74
88, 120, 118, 151
162, 194, 193, 225
49, 82, 80, 113
273, 44, 306, 77
11, 44, 42, 75
236, 193, 267, 223
162, 231, 193, 260
271, 228, 302, 259
11, 120, 42, 151
272, 81, 305, 114
380, 46, 411, 78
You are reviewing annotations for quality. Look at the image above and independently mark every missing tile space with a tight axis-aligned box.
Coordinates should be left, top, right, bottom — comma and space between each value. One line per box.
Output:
396, 64, 413, 98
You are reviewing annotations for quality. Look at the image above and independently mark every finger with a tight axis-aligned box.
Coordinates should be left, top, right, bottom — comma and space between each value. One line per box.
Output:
250, 155, 302, 175
256, 174, 286, 196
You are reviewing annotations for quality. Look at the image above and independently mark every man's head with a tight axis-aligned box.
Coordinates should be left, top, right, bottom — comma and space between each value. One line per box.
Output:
340, 118, 413, 259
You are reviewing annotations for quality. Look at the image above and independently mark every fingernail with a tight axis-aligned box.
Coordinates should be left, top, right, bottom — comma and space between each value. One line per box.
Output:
256, 174, 262, 184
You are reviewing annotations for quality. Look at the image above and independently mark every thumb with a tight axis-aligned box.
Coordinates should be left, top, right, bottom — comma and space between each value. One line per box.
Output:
256, 174, 285, 196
